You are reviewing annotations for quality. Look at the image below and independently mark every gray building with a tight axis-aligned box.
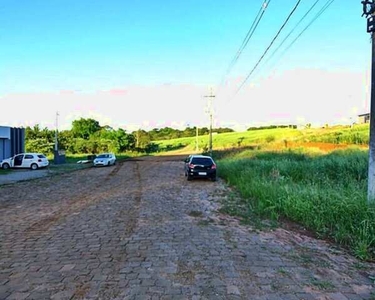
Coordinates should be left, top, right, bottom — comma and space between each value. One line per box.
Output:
0, 126, 25, 161
358, 113, 370, 124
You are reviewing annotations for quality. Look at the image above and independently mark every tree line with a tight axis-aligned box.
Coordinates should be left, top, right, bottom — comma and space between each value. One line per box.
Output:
247, 125, 297, 131
25, 118, 234, 154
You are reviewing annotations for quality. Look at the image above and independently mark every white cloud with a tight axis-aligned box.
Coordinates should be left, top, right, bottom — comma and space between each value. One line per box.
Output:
0, 68, 369, 131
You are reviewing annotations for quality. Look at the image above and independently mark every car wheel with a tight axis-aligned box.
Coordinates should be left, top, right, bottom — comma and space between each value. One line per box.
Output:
211, 176, 217, 182
31, 163, 38, 170
2, 163, 10, 170
187, 175, 192, 181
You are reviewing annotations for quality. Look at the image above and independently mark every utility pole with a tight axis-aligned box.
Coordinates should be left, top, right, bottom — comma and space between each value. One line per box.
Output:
362, 0, 375, 204
55, 111, 59, 152
204, 88, 215, 157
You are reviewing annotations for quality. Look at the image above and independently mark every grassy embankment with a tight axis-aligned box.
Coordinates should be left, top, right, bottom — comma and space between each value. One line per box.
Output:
156, 124, 375, 260
154, 124, 369, 153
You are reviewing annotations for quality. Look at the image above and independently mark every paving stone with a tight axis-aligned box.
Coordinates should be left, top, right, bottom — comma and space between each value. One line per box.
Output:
6, 292, 30, 300
0, 291, 10, 300
1, 158, 374, 299
50, 290, 75, 300
227, 285, 241, 295
59, 265, 75, 272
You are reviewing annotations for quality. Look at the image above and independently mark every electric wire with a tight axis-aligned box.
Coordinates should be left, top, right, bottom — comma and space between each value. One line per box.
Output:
216, 0, 271, 95
273, 0, 335, 67
234, 0, 302, 96
261, 0, 321, 70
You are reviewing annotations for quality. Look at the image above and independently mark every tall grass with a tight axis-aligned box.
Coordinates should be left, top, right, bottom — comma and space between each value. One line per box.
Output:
294, 124, 369, 145
218, 148, 375, 260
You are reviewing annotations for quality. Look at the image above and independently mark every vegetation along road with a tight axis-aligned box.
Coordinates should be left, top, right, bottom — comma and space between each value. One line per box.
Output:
0, 156, 374, 299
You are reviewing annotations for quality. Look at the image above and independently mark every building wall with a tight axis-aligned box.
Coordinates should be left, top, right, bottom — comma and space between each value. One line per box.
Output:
358, 114, 370, 124
0, 139, 12, 161
0, 126, 25, 161
0, 126, 11, 139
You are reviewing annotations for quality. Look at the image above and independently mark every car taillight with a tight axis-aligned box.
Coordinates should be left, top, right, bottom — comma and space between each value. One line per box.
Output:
211, 164, 216, 169
189, 163, 195, 168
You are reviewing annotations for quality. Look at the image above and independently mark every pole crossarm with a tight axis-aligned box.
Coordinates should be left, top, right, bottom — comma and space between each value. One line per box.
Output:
362, 0, 375, 18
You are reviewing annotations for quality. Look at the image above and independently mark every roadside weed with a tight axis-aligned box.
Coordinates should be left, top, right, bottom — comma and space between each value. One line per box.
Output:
218, 148, 375, 260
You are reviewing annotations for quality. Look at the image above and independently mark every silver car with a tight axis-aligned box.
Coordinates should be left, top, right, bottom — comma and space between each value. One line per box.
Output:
93, 153, 116, 167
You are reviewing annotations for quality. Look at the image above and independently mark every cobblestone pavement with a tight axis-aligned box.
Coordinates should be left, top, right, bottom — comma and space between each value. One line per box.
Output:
0, 156, 374, 300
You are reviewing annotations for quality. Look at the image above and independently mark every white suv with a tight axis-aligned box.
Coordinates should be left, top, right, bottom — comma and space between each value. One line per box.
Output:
1, 153, 49, 170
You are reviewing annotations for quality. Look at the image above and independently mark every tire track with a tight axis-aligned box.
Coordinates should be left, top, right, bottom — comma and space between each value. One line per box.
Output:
95, 161, 142, 300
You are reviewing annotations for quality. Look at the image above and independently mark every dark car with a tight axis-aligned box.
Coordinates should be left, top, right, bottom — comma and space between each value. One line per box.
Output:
184, 155, 217, 181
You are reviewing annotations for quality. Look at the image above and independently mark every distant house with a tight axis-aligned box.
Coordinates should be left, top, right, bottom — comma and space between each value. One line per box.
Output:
358, 113, 370, 124
0, 126, 25, 161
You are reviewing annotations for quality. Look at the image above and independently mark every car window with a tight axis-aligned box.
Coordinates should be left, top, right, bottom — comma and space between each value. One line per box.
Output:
97, 154, 108, 158
37, 155, 46, 159
24, 155, 34, 159
191, 157, 213, 165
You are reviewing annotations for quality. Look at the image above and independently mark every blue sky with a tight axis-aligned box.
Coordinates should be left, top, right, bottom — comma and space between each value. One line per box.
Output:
0, 0, 372, 129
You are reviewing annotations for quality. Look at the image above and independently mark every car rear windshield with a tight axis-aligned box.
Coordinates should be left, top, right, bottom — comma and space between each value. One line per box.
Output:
191, 157, 213, 165
37, 155, 46, 158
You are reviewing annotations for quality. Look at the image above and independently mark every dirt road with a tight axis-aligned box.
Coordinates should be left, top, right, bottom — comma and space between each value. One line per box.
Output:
0, 156, 374, 299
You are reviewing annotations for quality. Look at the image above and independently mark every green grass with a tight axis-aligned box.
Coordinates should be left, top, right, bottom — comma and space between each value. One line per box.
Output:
43, 152, 141, 175
152, 124, 370, 154
47, 152, 138, 164
217, 148, 375, 260
310, 279, 335, 291
154, 128, 303, 152
0, 169, 11, 175
295, 124, 369, 145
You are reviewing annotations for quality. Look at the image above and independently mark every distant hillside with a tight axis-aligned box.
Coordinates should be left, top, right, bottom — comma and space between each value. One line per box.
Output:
153, 124, 369, 154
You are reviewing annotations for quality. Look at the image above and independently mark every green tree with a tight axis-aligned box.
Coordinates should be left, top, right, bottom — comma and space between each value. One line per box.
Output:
71, 118, 101, 139
25, 138, 54, 154
57, 130, 74, 151
133, 130, 151, 149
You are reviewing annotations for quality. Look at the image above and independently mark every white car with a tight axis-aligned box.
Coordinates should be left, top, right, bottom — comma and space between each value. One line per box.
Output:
93, 153, 116, 167
1, 153, 49, 170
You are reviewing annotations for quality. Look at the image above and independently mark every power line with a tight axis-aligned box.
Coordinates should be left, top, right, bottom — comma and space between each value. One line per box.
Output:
223, 0, 270, 78
282, 0, 335, 56
267, 0, 335, 72
217, 0, 271, 93
235, 0, 302, 96
262, 0, 321, 70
